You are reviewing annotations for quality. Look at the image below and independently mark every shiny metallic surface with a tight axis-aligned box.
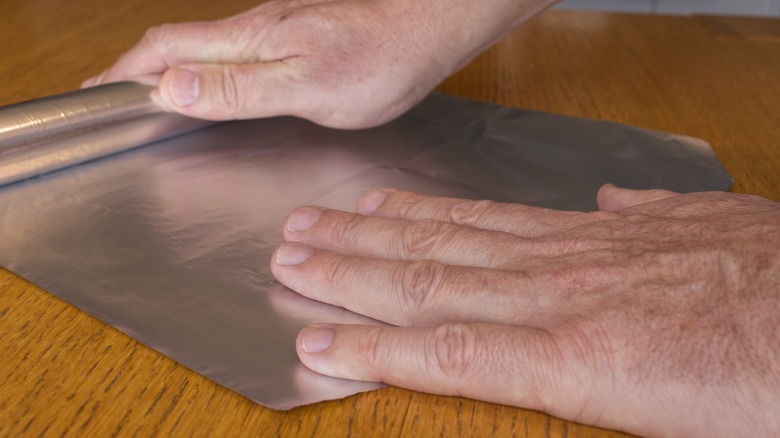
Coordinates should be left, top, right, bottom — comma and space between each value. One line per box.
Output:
0, 82, 211, 186
0, 88, 732, 409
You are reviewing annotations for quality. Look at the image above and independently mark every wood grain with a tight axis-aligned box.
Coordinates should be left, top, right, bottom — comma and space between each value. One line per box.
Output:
695, 14, 780, 43
1, 2, 778, 436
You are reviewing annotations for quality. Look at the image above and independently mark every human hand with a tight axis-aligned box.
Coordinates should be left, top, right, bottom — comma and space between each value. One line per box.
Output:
81, 0, 554, 128
270, 185, 780, 437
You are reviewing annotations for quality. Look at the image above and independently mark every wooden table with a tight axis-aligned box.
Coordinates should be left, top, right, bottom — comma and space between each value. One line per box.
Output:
1, 2, 779, 436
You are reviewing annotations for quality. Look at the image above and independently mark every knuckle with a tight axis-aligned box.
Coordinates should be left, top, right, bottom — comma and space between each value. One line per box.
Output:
331, 214, 363, 246
322, 254, 356, 287
427, 323, 479, 381
400, 219, 446, 259
547, 262, 613, 294
398, 260, 446, 313
273, 12, 347, 62
356, 327, 385, 369
141, 22, 181, 52
394, 196, 420, 219
141, 23, 168, 45
230, 15, 260, 48
215, 65, 244, 116
449, 199, 495, 226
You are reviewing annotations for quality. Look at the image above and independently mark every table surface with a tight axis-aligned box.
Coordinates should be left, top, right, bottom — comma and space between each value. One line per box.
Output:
1, 1, 779, 436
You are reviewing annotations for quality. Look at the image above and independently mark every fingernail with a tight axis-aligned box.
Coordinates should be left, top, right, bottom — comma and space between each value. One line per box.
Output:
301, 326, 334, 354
170, 68, 199, 107
357, 190, 387, 214
275, 243, 313, 266
287, 207, 322, 232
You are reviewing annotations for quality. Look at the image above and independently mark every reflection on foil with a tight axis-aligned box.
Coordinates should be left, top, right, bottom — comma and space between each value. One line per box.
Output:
0, 85, 732, 409
0, 82, 211, 186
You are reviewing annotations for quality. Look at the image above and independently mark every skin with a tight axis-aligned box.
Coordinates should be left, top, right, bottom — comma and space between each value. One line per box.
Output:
86, 1, 780, 435
271, 185, 780, 437
82, 0, 556, 128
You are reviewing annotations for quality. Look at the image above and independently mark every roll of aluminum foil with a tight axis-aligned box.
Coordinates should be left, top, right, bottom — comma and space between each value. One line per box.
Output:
0, 85, 732, 409
0, 82, 211, 186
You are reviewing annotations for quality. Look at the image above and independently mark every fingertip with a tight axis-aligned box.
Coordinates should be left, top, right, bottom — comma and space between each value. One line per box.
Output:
158, 64, 242, 120
161, 67, 200, 108
81, 70, 108, 89
298, 324, 335, 354
296, 324, 384, 382
597, 183, 679, 211
81, 77, 96, 89
296, 324, 343, 378
357, 189, 390, 215
285, 206, 323, 233
274, 242, 313, 266
596, 184, 621, 212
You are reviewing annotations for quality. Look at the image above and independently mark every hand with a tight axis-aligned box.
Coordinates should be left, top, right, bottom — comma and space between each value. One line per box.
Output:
270, 185, 780, 437
81, 0, 554, 128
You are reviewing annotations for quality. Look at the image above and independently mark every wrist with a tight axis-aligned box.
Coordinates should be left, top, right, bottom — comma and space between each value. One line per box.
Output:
386, 0, 557, 74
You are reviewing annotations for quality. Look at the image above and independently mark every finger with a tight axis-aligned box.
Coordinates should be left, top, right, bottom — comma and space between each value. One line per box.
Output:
265, 284, 384, 326
151, 61, 305, 120
357, 189, 619, 238
97, 18, 259, 85
271, 243, 592, 326
283, 206, 609, 268
597, 184, 679, 212
296, 323, 597, 425
81, 73, 105, 89
82, 72, 162, 89
270, 243, 556, 327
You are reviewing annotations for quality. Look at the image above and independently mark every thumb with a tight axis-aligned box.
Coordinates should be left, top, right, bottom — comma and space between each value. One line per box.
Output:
597, 183, 679, 212
154, 62, 301, 120
296, 323, 591, 418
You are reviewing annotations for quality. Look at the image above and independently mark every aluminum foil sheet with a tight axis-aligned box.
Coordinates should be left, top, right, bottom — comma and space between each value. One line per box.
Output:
0, 83, 732, 410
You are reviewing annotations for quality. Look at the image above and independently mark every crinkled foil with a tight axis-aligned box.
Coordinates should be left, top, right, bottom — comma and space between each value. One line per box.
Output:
0, 83, 732, 409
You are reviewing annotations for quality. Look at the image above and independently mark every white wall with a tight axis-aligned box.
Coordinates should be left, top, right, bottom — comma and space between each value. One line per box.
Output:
556, 0, 780, 16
